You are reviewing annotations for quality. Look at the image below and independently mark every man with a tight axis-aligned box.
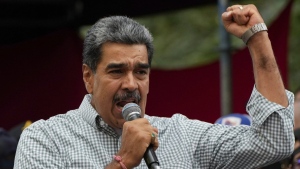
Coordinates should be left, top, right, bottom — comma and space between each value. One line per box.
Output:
14, 4, 294, 169
292, 129, 300, 169
280, 89, 300, 169
294, 87, 300, 129
0, 128, 17, 169
278, 129, 300, 169
214, 113, 252, 126
271, 89, 300, 169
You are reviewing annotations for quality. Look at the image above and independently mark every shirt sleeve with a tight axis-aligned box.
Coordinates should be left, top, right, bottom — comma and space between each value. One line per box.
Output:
14, 120, 65, 169
192, 86, 295, 169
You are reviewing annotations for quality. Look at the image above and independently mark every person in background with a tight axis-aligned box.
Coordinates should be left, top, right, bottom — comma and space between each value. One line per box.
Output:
293, 87, 300, 168
270, 88, 300, 169
214, 113, 252, 126
0, 128, 17, 169
215, 114, 283, 169
14, 4, 294, 169
0, 121, 31, 169
290, 129, 300, 169
278, 129, 300, 169
294, 87, 300, 129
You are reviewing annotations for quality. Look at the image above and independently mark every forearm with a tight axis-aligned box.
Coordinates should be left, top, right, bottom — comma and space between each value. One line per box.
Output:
248, 31, 288, 107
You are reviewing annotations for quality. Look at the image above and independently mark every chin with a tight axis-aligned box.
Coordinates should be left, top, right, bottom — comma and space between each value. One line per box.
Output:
114, 119, 126, 129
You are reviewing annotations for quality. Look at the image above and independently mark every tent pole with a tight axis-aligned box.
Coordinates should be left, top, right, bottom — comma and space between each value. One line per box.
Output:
218, 0, 232, 116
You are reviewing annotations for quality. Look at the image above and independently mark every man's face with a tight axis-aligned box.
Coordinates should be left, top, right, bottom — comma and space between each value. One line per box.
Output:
83, 42, 150, 129
295, 91, 300, 129
295, 92, 300, 103
293, 152, 300, 169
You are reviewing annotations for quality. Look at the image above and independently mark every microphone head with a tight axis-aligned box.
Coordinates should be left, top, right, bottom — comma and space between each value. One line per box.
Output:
122, 103, 141, 121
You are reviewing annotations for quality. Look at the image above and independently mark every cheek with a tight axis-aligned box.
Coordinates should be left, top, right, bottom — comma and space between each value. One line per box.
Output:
295, 141, 300, 149
139, 81, 149, 115
98, 85, 115, 102
141, 79, 150, 94
97, 78, 120, 93
141, 81, 149, 102
93, 80, 118, 109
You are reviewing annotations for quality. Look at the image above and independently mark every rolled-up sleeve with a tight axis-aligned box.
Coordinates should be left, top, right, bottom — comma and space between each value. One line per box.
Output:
245, 86, 295, 161
193, 86, 295, 169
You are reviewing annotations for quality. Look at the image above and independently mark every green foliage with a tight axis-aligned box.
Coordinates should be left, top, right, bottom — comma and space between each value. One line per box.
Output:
135, 1, 287, 69
79, 0, 299, 91
289, 0, 300, 91
136, 6, 220, 70
135, 0, 300, 91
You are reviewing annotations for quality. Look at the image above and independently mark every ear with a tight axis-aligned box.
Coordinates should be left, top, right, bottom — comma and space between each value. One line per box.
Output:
82, 64, 94, 94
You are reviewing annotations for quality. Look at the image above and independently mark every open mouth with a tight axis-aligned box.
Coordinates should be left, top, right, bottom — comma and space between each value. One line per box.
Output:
116, 99, 137, 109
113, 91, 141, 111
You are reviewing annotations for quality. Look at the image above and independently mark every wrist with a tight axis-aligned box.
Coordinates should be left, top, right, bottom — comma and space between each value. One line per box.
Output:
247, 31, 270, 47
116, 149, 141, 169
241, 23, 268, 45
113, 155, 128, 169
106, 155, 130, 169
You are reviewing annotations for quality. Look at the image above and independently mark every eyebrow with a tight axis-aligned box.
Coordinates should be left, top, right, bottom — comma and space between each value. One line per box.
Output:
137, 63, 150, 69
106, 63, 125, 70
106, 63, 150, 70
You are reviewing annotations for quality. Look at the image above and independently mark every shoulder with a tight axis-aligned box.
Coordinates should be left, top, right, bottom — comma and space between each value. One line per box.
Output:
146, 113, 188, 121
22, 110, 83, 138
146, 113, 212, 130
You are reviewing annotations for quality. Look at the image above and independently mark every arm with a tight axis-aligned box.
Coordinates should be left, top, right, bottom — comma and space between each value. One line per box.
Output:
191, 87, 294, 168
222, 4, 288, 107
202, 4, 295, 168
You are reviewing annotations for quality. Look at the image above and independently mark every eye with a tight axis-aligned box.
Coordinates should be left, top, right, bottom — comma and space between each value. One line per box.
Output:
136, 70, 148, 75
109, 69, 123, 74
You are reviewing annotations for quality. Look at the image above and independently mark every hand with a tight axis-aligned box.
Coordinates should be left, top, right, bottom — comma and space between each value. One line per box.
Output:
221, 4, 265, 38
117, 118, 159, 168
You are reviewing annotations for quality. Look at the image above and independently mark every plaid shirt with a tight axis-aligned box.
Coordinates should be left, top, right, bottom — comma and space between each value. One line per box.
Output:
14, 87, 294, 169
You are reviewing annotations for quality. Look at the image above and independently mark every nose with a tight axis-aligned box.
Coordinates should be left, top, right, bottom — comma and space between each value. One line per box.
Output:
122, 72, 138, 91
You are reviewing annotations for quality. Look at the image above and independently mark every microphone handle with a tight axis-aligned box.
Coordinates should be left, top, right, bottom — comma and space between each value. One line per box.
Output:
144, 144, 160, 169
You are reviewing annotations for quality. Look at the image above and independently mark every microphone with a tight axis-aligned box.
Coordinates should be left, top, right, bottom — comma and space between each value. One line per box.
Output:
122, 103, 160, 169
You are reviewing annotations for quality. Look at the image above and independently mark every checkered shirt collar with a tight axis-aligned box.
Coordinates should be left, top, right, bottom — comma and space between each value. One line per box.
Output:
79, 94, 119, 138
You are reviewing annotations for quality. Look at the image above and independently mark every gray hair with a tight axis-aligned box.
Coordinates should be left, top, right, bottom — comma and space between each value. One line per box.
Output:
83, 16, 154, 73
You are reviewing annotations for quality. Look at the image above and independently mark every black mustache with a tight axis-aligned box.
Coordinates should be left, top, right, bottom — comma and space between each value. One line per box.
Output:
113, 91, 141, 104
